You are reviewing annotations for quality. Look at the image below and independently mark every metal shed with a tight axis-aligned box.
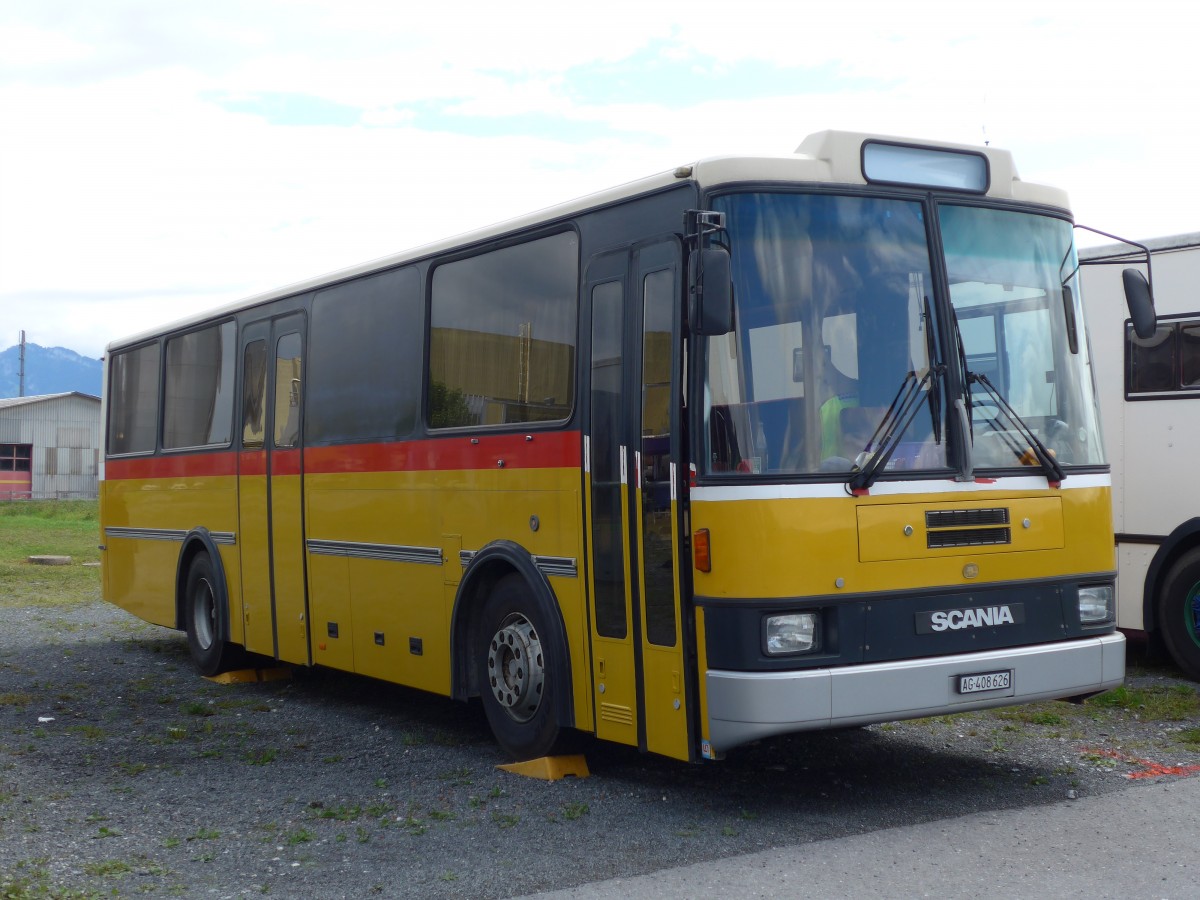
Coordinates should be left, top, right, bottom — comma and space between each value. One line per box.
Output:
0, 392, 101, 500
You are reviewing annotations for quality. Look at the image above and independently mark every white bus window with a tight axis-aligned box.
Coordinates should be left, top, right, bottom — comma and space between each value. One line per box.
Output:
1128, 324, 1176, 394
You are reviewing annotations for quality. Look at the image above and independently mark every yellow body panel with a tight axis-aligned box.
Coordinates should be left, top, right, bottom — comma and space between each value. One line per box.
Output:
238, 473, 274, 656
270, 474, 309, 665
307, 553, 353, 670
857, 496, 1065, 562
640, 643, 688, 758
302, 467, 589, 710
692, 487, 1114, 600
101, 475, 240, 630
636, 491, 690, 761
591, 635, 638, 743
582, 466, 638, 748
103, 463, 591, 727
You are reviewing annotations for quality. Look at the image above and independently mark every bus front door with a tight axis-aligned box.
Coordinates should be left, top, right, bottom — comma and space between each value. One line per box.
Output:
237, 314, 311, 666
586, 241, 693, 761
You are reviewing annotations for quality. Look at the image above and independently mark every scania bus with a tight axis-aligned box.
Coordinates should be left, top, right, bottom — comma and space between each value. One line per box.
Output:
100, 130, 1141, 762
1081, 233, 1200, 679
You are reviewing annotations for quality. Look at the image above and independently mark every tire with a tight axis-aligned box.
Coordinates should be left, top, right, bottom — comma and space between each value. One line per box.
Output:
184, 554, 242, 677
476, 574, 570, 761
1157, 548, 1200, 681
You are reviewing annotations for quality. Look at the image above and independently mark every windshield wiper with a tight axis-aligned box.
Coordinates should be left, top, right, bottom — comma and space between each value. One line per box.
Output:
968, 372, 1065, 484
922, 295, 943, 446
848, 367, 938, 492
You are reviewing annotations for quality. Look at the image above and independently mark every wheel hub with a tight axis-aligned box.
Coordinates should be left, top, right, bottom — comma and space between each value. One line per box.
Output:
192, 577, 216, 651
487, 614, 545, 723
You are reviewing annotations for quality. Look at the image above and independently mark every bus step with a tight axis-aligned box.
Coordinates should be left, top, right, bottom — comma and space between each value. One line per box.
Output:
497, 754, 590, 781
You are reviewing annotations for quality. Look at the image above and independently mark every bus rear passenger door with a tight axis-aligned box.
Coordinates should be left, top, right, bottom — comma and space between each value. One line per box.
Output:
237, 314, 311, 665
238, 323, 273, 657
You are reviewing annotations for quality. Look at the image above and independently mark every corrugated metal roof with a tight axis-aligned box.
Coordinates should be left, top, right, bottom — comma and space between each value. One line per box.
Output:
0, 392, 101, 410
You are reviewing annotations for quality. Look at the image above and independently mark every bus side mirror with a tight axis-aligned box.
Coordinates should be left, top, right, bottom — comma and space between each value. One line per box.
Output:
688, 247, 733, 335
1122, 268, 1156, 339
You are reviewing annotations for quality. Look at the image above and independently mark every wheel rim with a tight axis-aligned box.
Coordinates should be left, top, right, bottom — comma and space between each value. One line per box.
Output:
1186, 580, 1200, 649
486, 613, 545, 723
192, 577, 216, 651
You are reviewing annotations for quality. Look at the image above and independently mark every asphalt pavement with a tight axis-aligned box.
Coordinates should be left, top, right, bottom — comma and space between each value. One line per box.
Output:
521, 774, 1199, 899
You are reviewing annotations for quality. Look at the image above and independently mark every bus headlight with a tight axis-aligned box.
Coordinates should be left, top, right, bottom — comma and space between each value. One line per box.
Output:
1078, 585, 1115, 625
765, 613, 819, 655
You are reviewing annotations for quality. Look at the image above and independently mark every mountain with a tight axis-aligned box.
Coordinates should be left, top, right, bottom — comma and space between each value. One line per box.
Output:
0, 343, 103, 399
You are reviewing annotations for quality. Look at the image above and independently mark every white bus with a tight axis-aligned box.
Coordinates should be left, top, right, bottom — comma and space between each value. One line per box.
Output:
1082, 233, 1200, 678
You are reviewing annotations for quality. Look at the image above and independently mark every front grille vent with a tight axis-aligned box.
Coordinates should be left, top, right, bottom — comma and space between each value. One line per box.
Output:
926, 508, 1010, 529
928, 526, 1012, 548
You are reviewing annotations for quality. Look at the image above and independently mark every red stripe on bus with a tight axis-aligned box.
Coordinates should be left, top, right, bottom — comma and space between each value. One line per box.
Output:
304, 432, 581, 474
239, 450, 267, 477
105, 432, 582, 481
105, 452, 238, 480
272, 448, 303, 477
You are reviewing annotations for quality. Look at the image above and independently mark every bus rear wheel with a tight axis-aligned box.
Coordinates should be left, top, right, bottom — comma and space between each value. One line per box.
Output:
184, 554, 241, 677
477, 575, 567, 761
1158, 548, 1200, 681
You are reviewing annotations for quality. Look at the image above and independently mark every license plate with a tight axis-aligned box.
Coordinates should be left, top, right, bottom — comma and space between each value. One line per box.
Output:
957, 670, 1012, 694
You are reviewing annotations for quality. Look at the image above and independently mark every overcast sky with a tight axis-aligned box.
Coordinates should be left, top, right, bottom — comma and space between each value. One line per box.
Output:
1, 1, 1195, 360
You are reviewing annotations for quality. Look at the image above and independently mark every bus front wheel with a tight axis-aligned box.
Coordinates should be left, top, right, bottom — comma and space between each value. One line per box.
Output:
1158, 547, 1200, 681
184, 554, 241, 677
476, 575, 566, 761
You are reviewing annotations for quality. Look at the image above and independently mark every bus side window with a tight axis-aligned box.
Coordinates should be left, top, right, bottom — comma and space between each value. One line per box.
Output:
274, 333, 302, 448
1127, 323, 1175, 394
1181, 323, 1200, 388
708, 405, 738, 471
242, 340, 267, 449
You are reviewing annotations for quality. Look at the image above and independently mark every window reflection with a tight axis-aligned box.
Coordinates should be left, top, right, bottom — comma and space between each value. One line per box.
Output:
704, 193, 944, 476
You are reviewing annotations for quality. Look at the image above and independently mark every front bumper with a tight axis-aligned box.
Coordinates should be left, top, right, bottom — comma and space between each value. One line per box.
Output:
704, 632, 1125, 757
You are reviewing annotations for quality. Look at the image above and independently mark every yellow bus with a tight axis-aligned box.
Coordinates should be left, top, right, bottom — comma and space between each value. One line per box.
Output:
101, 130, 1141, 762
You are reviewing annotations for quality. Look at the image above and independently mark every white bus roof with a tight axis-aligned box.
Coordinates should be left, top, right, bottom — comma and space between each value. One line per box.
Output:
1081, 231, 1200, 261
107, 130, 1071, 353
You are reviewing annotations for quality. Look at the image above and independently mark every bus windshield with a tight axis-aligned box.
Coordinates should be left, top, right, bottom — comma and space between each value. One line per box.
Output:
704, 192, 947, 477
701, 193, 1104, 478
940, 204, 1105, 470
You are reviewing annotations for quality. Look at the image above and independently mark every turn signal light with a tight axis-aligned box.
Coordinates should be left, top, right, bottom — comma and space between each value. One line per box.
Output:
693, 528, 711, 573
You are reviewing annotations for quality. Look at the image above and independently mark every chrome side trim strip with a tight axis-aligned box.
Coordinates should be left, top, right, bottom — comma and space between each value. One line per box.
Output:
105, 527, 236, 546
307, 540, 443, 565
532, 555, 578, 578
458, 549, 577, 578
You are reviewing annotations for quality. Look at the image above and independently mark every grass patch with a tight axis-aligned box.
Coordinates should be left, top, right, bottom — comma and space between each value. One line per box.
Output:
562, 802, 589, 821
312, 803, 362, 822
0, 500, 101, 608
84, 859, 132, 877
1175, 728, 1200, 746
995, 705, 1066, 727
490, 812, 519, 829
1087, 684, 1200, 721
244, 748, 278, 766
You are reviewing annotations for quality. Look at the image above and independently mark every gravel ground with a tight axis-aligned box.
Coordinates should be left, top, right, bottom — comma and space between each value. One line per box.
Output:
2, 600, 1199, 899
